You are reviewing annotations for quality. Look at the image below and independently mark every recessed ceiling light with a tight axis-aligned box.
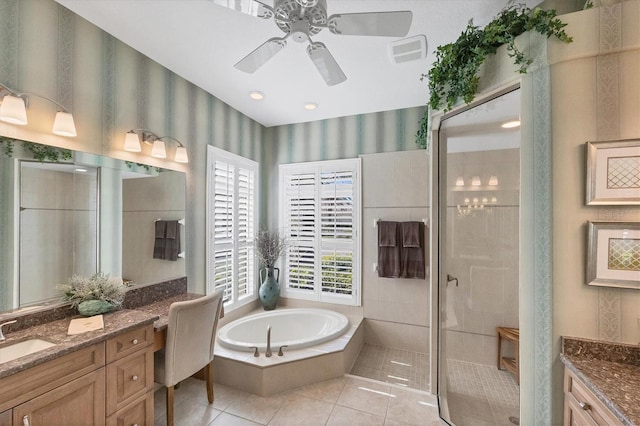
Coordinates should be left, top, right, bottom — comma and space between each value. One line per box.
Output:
304, 102, 317, 110
249, 91, 264, 100
501, 120, 521, 129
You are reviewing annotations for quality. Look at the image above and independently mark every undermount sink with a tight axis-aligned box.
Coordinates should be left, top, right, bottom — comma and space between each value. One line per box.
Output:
0, 338, 56, 364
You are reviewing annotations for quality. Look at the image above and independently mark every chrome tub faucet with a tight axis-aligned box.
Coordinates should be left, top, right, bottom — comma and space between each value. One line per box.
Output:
0, 320, 17, 341
265, 325, 272, 357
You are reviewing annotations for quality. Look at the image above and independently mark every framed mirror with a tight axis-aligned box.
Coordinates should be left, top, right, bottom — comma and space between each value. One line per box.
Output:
0, 139, 186, 312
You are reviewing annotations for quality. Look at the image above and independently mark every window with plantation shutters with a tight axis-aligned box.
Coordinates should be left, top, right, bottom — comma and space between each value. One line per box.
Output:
280, 159, 361, 306
207, 147, 258, 312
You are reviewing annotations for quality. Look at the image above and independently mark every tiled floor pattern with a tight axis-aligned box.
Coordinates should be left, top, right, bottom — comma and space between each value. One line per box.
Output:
153, 375, 444, 426
349, 344, 430, 392
446, 359, 519, 426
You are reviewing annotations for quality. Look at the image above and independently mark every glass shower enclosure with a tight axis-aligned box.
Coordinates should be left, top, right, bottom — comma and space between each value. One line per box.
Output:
436, 89, 521, 426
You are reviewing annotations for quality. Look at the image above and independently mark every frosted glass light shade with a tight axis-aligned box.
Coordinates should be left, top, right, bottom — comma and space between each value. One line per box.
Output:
123, 132, 142, 152
52, 111, 77, 137
471, 176, 481, 186
151, 140, 167, 158
488, 175, 499, 186
0, 95, 28, 125
455, 176, 464, 186
174, 146, 189, 163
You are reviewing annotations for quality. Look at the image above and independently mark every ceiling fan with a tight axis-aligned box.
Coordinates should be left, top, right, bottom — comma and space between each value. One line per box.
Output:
233, 0, 413, 86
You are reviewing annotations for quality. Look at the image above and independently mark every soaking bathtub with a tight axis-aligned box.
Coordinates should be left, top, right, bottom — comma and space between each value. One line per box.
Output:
217, 308, 350, 352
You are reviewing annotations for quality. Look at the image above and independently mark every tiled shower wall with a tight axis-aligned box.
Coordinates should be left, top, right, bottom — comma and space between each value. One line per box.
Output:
361, 150, 430, 353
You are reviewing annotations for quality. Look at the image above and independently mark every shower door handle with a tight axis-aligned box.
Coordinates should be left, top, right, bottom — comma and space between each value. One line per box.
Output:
447, 274, 459, 287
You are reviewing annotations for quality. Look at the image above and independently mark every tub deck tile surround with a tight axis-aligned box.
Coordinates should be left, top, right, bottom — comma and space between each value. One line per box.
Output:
213, 312, 365, 396
0, 309, 158, 379
561, 336, 640, 425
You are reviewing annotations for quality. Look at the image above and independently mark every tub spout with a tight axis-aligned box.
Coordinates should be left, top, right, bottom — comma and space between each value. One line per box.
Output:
265, 325, 272, 357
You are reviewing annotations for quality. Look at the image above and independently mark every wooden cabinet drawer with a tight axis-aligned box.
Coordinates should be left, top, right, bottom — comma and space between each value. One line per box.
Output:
106, 346, 154, 415
0, 409, 10, 426
0, 342, 105, 413
13, 368, 105, 426
106, 391, 153, 426
106, 325, 154, 362
564, 369, 621, 426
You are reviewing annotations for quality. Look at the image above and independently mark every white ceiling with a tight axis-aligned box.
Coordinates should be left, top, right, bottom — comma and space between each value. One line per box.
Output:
55, 0, 538, 127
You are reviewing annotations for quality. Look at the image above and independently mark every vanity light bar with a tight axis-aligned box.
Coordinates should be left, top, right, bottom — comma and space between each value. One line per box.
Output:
123, 129, 188, 163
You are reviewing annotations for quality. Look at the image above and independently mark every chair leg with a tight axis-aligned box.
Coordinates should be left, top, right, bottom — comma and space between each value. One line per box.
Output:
166, 385, 175, 426
205, 361, 214, 403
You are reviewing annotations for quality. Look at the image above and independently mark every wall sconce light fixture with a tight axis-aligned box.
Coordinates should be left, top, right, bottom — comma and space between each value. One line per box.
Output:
455, 176, 464, 186
123, 129, 188, 163
471, 176, 481, 186
0, 83, 77, 137
488, 175, 499, 186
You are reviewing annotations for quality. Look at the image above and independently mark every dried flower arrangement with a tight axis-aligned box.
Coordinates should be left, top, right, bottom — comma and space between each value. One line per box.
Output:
254, 230, 287, 268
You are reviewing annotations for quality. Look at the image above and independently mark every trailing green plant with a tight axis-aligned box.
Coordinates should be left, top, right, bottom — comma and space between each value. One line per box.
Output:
416, 1, 572, 148
23, 141, 72, 162
125, 161, 161, 173
0, 136, 15, 157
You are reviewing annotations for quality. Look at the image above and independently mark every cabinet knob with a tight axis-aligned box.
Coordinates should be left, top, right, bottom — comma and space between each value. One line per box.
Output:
132, 338, 139, 345
23, 415, 30, 426
132, 375, 139, 381
579, 402, 591, 411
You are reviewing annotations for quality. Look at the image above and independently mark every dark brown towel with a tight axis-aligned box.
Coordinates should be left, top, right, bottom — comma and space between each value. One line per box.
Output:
164, 220, 181, 261
402, 222, 421, 247
378, 221, 397, 246
153, 220, 167, 259
401, 221, 425, 279
378, 221, 401, 278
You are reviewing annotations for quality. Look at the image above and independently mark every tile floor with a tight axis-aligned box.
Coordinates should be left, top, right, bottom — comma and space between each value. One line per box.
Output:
153, 375, 444, 426
445, 359, 519, 426
349, 344, 429, 392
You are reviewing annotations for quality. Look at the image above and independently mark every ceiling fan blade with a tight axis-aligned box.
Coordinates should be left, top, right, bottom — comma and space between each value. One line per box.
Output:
234, 37, 287, 73
307, 42, 346, 86
327, 11, 413, 37
211, 0, 273, 19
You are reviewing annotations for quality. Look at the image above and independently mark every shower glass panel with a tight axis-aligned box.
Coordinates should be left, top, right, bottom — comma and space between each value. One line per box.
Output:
437, 89, 521, 426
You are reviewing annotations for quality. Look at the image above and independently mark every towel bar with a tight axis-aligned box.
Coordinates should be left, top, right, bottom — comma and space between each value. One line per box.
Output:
155, 218, 185, 225
374, 218, 428, 227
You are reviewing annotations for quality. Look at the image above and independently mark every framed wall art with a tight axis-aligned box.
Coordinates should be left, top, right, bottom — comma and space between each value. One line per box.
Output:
586, 139, 640, 205
587, 221, 640, 289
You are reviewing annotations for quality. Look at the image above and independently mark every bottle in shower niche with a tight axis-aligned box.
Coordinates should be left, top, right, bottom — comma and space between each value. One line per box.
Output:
259, 267, 280, 310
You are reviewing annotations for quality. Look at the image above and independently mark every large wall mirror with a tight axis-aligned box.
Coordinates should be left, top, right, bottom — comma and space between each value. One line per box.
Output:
0, 140, 186, 312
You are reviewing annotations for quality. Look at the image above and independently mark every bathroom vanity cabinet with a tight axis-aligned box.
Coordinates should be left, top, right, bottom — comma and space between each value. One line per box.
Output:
0, 324, 154, 426
563, 368, 621, 426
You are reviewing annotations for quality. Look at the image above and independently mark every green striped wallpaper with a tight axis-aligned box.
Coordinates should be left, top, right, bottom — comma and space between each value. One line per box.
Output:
0, 0, 427, 293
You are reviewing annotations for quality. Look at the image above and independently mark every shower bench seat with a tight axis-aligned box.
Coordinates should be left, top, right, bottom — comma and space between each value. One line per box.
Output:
496, 326, 519, 384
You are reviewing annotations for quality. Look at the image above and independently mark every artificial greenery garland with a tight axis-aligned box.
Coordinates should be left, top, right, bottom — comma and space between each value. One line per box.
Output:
416, 2, 573, 148
0, 136, 73, 162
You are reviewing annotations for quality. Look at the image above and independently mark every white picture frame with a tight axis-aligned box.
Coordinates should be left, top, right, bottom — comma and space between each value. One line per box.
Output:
587, 221, 640, 289
586, 139, 640, 205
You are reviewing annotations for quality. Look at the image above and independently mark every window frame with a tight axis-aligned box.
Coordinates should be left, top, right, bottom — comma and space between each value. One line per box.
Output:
279, 158, 362, 306
206, 146, 259, 312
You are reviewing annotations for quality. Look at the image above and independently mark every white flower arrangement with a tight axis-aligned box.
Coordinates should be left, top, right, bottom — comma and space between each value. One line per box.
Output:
56, 272, 126, 309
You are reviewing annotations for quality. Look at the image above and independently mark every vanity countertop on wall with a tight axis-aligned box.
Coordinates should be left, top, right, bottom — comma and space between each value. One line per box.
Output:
561, 336, 640, 425
133, 292, 203, 330
0, 308, 158, 380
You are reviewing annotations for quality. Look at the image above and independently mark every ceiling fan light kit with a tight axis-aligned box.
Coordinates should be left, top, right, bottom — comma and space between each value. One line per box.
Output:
234, 0, 413, 86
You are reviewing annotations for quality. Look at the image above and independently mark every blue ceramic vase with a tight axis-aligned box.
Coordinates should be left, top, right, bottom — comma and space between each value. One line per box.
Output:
259, 267, 280, 310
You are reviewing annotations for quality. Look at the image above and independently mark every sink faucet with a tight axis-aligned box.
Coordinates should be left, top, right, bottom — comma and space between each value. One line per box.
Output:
265, 325, 272, 357
0, 320, 17, 342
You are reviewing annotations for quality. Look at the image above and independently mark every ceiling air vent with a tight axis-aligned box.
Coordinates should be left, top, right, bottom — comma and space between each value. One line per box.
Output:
389, 35, 427, 64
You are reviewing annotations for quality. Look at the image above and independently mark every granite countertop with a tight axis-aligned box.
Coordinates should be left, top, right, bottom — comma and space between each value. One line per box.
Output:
133, 293, 202, 330
0, 309, 158, 380
561, 336, 640, 426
